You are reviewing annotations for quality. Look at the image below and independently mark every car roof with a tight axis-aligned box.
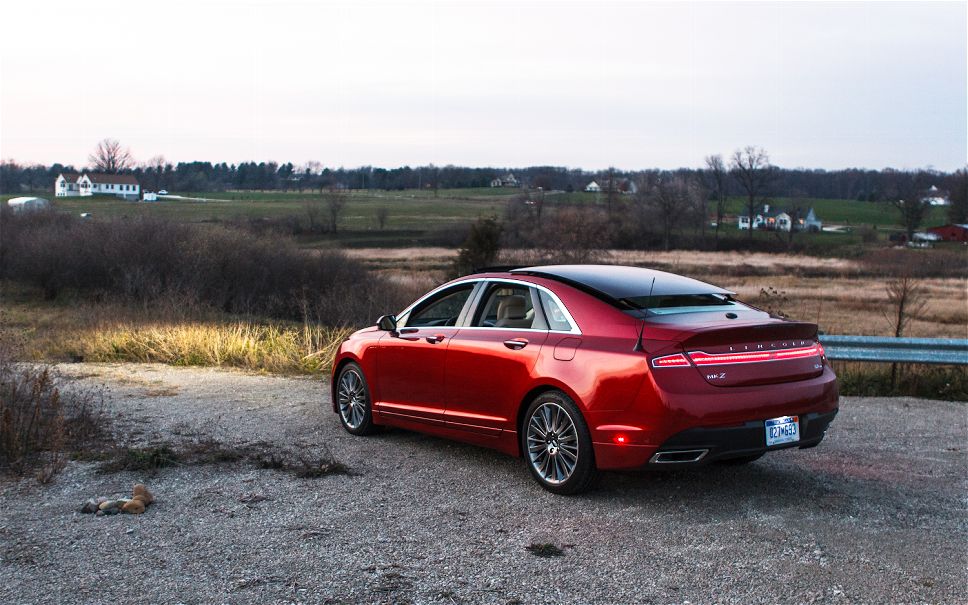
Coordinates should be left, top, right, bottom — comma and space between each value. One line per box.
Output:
506, 264, 732, 301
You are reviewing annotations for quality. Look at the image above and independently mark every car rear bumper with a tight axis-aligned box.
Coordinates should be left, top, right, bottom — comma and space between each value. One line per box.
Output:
592, 409, 838, 470
649, 408, 838, 464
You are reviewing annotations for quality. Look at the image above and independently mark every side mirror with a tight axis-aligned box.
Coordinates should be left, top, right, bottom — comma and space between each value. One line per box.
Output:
377, 314, 398, 332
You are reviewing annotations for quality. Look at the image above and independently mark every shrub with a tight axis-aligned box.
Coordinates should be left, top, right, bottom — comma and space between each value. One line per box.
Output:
0, 209, 405, 326
0, 353, 108, 477
453, 216, 502, 276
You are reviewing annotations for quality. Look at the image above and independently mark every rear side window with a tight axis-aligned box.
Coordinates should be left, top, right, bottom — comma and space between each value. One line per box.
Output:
474, 284, 537, 329
538, 290, 575, 332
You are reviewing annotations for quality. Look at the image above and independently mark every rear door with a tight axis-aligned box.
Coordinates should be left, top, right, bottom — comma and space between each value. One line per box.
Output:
443, 281, 549, 435
375, 282, 478, 425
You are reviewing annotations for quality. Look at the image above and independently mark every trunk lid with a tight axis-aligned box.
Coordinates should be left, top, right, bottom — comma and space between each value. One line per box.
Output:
680, 320, 823, 387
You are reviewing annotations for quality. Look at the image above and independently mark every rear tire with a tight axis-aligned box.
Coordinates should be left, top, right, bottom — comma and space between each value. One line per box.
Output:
521, 391, 600, 495
335, 362, 378, 436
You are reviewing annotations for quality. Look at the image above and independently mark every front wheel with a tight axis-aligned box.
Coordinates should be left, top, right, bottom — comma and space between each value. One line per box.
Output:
521, 391, 599, 495
336, 362, 378, 435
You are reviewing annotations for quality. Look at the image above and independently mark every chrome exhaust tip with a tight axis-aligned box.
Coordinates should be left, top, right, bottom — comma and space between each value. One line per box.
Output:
649, 449, 709, 464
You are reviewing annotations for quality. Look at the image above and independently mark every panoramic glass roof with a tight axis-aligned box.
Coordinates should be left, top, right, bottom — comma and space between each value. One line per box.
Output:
510, 265, 733, 300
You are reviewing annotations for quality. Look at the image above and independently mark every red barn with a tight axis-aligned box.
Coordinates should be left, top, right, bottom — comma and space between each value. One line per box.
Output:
927, 224, 968, 242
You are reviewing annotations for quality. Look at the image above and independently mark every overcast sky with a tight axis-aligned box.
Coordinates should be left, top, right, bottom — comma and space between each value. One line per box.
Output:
1, 0, 965, 171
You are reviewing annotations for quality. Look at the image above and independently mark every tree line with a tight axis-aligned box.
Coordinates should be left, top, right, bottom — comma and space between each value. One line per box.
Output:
1, 139, 964, 216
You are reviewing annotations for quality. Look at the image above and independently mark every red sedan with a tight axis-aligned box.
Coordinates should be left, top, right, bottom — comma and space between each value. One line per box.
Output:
331, 265, 839, 494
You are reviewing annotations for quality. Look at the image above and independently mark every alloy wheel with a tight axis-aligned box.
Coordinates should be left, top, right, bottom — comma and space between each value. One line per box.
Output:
526, 402, 580, 485
337, 368, 367, 429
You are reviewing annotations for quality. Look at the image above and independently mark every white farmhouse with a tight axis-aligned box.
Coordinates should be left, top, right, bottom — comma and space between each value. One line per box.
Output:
55, 172, 141, 200
584, 181, 601, 193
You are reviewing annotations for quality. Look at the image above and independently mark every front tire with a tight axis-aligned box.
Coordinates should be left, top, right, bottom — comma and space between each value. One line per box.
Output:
521, 391, 599, 495
336, 362, 378, 436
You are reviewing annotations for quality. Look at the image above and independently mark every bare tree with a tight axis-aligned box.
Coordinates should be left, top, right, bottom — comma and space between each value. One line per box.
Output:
304, 199, 323, 232
893, 192, 931, 243
542, 206, 608, 263
704, 155, 729, 248
139, 155, 167, 191
884, 276, 928, 388
650, 175, 692, 251
89, 138, 133, 173
375, 206, 390, 230
604, 167, 619, 217
325, 189, 348, 233
730, 146, 774, 245
946, 167, 968, 224
690, 174, 709, 244
532, 187, 545, 225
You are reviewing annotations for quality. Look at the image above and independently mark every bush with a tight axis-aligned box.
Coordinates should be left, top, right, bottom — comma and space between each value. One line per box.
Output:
0, 209, 404, 326
0, 358, 108, 477
453, 216, 502, 276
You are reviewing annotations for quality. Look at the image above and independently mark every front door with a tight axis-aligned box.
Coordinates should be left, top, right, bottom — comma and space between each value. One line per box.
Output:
444, 282, 548, 435
375, 282, 477, 425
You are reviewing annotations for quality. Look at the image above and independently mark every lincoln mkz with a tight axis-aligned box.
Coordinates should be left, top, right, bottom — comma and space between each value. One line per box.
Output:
331, 265, 838, 494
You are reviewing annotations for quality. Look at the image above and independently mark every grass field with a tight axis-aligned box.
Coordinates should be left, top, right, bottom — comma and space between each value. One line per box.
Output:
5, 189, 949, 237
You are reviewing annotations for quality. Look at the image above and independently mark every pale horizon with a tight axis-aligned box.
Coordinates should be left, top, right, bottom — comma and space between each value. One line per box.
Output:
1, 0, 966, 172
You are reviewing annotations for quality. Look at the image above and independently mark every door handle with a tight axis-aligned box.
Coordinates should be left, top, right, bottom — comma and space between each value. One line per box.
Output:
503, 338, 528, 350
426, 334, 447, 344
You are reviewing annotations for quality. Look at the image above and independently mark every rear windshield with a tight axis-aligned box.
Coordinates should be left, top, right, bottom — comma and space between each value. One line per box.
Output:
621, 293, 741, 315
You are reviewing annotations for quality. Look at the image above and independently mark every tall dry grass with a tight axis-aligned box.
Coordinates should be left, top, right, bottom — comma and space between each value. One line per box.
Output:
80, 322, 354, 374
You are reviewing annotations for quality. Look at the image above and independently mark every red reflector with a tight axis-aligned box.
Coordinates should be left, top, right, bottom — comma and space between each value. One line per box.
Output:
687, 344, 822, 366
613, 435, 628, 445
651, 353, 690, 368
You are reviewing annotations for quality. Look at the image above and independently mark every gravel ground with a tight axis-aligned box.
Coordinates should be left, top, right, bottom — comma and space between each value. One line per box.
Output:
1, 363, 965, 605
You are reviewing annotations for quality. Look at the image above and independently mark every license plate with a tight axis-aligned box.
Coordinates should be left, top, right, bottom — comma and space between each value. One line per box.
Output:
765, 415, 800, 446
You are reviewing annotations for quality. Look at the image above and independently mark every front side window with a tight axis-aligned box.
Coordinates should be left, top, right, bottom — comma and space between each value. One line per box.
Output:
402, 284, 475, 328
474, 284, 536, 329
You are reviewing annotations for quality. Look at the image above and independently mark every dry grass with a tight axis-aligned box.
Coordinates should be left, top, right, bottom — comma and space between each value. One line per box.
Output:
3, 286, 354, 375
348, 247, 967, 339
52, 322, 352, 375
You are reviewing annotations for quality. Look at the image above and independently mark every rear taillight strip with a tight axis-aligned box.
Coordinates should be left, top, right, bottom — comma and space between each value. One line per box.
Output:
650, 353, 691, 368
688, 344, 821, 366
651, 344, 822, 368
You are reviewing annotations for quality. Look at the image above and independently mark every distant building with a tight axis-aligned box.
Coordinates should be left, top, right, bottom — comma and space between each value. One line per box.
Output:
922, 185, 950, 206
6, 196, 50, 213
585, 178, 637, 195
55, 172, 140, 200
738, 204, 820, 233
490, 173, 520, 188
803, 207, 822, 232
927, 224, 968, 242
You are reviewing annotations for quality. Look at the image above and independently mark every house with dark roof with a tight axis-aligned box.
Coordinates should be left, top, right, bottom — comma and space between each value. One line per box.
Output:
55, 172, 141, 200
490, 173, 520, 188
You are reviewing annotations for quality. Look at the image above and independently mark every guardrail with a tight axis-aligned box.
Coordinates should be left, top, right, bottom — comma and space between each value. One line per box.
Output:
819, 335, 968, 365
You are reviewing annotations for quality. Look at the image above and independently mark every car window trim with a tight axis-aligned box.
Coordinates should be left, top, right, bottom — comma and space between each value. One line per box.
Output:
398, 281, 480, 329
397, 278, 581, 335
463, 278, 582, 335
469, 280, 549, 331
